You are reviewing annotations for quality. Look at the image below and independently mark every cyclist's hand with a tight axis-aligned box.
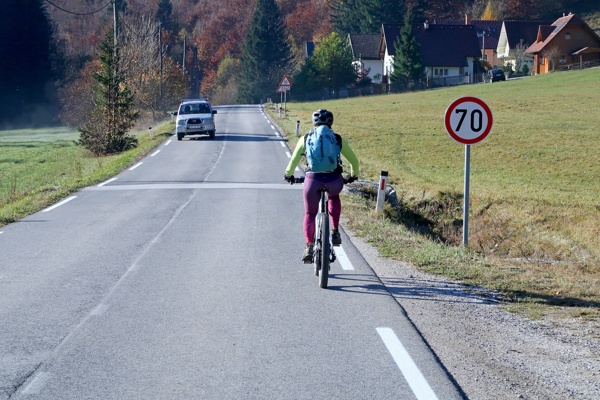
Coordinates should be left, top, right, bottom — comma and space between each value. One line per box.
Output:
344, 175, 357, 184
284, 175, 295, 184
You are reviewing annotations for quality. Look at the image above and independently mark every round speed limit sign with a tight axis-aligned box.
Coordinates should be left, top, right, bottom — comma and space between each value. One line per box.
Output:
444, 97, 493, 145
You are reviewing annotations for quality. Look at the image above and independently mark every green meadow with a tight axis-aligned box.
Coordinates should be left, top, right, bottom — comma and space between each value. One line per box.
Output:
273, 68, 600, 318
0, 123, 174, 225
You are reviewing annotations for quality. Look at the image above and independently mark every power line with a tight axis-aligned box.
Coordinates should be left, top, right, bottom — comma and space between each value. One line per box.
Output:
44, 0, 111, 16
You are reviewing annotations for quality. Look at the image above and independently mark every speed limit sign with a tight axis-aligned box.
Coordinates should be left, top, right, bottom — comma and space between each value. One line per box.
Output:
445, 97, 493, 145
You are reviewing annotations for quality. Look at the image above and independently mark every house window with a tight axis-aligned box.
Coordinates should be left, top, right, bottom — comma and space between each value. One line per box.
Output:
560, 55, 566, 63
565, 31, 571, 40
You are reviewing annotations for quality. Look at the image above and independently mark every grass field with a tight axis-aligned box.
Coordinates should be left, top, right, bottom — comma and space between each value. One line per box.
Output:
0, 122, 174, 226
271, 68, 600, 319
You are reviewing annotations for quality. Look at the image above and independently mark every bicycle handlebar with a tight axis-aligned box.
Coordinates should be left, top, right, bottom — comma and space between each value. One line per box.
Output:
288, 176, 356, 185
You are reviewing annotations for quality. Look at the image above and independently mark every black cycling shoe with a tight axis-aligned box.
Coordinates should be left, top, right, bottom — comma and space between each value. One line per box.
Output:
302, 244, 314, 263
332, 229, 341, 246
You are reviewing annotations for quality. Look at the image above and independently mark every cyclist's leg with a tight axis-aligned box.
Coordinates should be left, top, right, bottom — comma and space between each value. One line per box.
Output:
303, 173, 322, 244
325, 174, 344, 229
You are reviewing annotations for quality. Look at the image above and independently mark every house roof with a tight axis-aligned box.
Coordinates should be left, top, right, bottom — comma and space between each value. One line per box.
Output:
380, 23, 481, 67
502, 20, 553, 48
526, 13, 600, 54
434, 20, 503, 50
348, 34, 381, 60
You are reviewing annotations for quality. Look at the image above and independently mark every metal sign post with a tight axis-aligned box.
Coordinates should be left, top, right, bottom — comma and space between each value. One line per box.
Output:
444, 97, 493, 246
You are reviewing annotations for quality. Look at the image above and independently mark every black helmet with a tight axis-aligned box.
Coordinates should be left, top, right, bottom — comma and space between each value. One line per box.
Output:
312, 109, 334, 127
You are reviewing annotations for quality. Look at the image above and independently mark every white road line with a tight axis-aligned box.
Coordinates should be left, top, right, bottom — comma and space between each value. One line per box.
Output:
129, 162, 143, 170
0, 231, 4, 235
150, 150, 160, 157
286, 151, 291, 158
280, 141, 286, 147
42, 196, 77, 213
164, 140, 172, 146
22, 372, 51, 395
91, 304, 109, 316
376, 327, 439, 400
336, 245, 354, 270
270, 125, 276, 130
98, 177, 117, 187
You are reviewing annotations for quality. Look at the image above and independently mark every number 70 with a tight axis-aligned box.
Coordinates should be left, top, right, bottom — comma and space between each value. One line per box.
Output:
455, 108, 483, 132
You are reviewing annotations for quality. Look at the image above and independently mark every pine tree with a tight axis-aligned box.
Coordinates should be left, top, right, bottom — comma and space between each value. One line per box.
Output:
481, 0, 496, 20
238, 0, 293, 103
390, 8, 424, 84
331, 0, 406, 35
0, 0, 56, 125
156, 0, 176, 33
79, 31, 139, 155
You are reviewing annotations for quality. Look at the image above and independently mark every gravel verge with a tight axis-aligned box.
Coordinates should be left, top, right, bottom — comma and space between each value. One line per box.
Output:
345, 228, 600, 400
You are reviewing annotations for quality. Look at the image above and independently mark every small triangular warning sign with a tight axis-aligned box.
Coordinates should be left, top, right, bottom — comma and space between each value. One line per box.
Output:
279, 75, 292, 87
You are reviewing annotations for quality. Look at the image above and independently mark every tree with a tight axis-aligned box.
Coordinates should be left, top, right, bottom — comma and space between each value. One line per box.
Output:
390, 9, 424, 84
543, 46, 560, 72
481, 0, 496, 20
0, 0, 57, 126
79, 31, 139, 155
331, 0, 406, 35
311, 32, 357, 94
238, 0, 293, 103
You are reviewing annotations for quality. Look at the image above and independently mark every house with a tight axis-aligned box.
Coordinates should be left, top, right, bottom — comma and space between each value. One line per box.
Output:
526, 13, 600, 74
379, 22, 482, 84
496, 20, 552, 72
435, 15, 503, 68
348, 34, 384, 83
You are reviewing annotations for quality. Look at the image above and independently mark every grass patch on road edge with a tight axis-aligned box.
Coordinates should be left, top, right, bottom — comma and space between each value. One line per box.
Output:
0, 122, 174, 225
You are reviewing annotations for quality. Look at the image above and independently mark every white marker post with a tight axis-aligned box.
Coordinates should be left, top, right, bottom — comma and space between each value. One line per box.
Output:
295, 120, 300, 137
444, 97, 493, 246
376, 171, 388, 213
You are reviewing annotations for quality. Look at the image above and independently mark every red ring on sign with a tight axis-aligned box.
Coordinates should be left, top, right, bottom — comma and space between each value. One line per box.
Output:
444, 96, 493, 145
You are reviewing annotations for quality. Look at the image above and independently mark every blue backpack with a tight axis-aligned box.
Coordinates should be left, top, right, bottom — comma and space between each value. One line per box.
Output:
304, 125, 341, 173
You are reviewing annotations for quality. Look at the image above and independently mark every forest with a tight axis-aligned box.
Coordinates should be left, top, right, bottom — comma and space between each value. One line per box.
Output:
1, 0, 598, 127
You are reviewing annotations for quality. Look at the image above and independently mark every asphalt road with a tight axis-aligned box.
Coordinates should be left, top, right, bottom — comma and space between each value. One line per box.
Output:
0, 105, 465, 399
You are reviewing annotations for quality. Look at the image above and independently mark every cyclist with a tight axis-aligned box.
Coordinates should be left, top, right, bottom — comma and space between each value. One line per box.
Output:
284, 109, 359, 263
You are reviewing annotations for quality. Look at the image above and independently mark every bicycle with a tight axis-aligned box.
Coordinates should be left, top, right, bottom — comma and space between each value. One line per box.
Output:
292, 175, 355, 289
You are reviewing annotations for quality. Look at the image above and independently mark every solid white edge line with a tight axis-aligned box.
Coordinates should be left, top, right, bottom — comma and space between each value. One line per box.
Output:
98, 177, 117, 187
150, 150, 160, 157
165, 140, 172, 146
42, 196, 77, 213
336, 245, 354, 270
129, 162, 143, 170
376, 327, 439, 400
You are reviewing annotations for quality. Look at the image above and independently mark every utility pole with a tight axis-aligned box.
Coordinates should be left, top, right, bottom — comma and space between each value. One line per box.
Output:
159, 22, 163, 101
182, 34, 186, 74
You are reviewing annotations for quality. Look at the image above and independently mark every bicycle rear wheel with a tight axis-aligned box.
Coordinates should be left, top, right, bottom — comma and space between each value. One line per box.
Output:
319, 214, 330, 288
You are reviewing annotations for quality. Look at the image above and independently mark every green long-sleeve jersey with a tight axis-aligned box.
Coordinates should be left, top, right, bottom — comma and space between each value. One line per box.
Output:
285, 134, 359, 177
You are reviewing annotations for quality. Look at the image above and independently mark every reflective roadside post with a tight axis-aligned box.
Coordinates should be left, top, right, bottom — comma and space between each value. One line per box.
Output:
148, 126, 153, 139
376, 171, 388, 213
295, 120, 300, 137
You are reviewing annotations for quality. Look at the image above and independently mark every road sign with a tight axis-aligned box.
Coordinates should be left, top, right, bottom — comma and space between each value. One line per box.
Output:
444, 96, 493, 145
276, 85, 291, 93
279, 75, 292, 87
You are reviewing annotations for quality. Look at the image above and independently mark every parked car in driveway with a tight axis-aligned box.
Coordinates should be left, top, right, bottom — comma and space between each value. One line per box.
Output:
173, 99, 217, 140
488, 68, 506, 82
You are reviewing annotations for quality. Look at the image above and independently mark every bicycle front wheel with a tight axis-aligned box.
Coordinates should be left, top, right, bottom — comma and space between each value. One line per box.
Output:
319, 214, 330, 289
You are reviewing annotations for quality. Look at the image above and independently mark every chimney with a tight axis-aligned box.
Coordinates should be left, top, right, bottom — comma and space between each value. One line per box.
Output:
465, 14, 471, 25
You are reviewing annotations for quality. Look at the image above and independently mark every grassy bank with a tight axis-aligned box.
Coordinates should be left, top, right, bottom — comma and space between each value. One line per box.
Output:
0, 122, 174, 225
270, 68, 600, 319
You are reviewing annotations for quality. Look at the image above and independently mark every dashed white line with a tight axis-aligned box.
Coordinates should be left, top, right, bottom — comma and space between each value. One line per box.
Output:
286, 151, 292, 158
376, 327, 439, 400
280, 141, 286, 147
129, 162, 143, 170
22, 372, 51, 395
98, 177, 117, 187
150, 150, 161, 157
270, 125, 276, 130
0, 231, 4, 235
335, 245, 354, 270
164, 140, 172, 146
42, 196, 77, 213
